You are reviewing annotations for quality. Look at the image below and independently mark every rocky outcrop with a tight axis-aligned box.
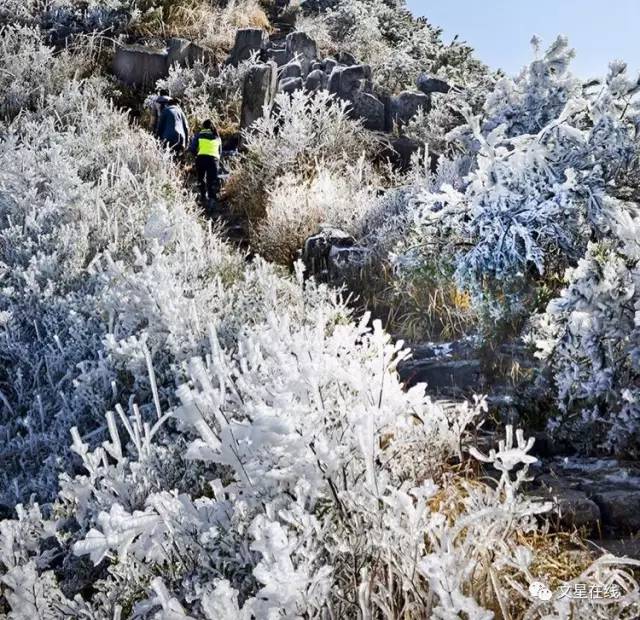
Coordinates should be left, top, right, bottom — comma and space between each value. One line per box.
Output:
417, 73, 451, 95
227, 28, 267, 66
285, 31, 317, 77
238, 30, 449, 162
113, 38, 215, 87
302, 229, 370, 282
352, 93, 385, 131
280, 62, 302, 79
531, 457, 640, 536
279, 76, 304, 94
593, 490, 640, 533
328, 64, 372, 100
241, 61, 278, 129
399, 358, 483, 393
113, 44, 169, 87
390, 91, 431, 127
305, 69, 327, 92
266, 46, 289, 66
535, 487, 601, 533
167, 37, 210, 67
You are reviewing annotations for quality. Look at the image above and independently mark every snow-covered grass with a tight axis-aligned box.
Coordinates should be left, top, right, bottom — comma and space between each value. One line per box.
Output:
2, 5, 640, 618
229, 89, 376, 227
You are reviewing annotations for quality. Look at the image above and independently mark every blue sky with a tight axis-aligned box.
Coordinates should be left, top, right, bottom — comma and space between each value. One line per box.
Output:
406, 0, 640, 79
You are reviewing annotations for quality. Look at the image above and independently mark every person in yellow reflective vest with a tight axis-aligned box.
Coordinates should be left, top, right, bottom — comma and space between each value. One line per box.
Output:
189, 120, 222, 208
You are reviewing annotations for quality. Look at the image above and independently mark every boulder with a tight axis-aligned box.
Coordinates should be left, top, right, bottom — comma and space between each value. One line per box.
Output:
398, 359, 483, 393
167, 37, 210, 67
241, 61, 278, 129
323, 58, 338, 74
305, 69, 327, 92
227, 28, 267, 66
537, 488, 601, 532
278, 76, 304, 94
592, 490, 640, 533
589, 538, 640, 560
328, 64, 372, 100
113, 44, 169, 87
285, 31, 317, 77
351, 92, 385, 131
302, 229, 369, 282
381, 135, 423, 170
390, 91, 431, 127
280, 62, 302, 79
417, 73, 451, 94
267, 48, 289, 66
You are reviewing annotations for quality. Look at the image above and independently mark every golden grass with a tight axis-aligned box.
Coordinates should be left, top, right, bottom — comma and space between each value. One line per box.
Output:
130, 0, 271, 52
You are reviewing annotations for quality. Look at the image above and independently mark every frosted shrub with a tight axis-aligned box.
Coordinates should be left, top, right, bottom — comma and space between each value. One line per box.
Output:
530, 231, 640, 455
0, 25, 86, 119
482, 36, 581, 136
254, 158, 380, 264
393, 39, 640, 326
231, 89, 375, 222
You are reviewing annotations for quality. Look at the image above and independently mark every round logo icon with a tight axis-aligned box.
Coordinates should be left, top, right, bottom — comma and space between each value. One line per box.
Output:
529, 581, 553, 601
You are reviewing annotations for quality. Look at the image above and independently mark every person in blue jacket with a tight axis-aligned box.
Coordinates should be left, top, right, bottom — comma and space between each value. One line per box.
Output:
190, 120, 222, 207
157, 98, 189, 154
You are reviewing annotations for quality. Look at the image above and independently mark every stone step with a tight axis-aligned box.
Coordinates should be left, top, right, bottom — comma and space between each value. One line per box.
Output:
398, 358, 483, 393
587, 538, 640, 560
528, 486, 601, 534
532, 457, 640, 536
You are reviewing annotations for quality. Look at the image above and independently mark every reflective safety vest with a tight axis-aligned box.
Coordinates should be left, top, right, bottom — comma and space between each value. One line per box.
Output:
197, 131, 221, 158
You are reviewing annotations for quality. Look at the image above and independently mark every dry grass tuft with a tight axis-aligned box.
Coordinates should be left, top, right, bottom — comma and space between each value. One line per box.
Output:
165, 0, 271, 52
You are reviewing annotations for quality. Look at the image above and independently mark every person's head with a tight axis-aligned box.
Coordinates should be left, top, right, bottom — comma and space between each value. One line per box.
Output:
203, 120, 219, 137
158, 88, 170, 97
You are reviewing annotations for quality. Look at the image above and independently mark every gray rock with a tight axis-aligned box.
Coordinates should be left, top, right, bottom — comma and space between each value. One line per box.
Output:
323, 58, 338, 74
417, 73, 451, 94
302, 229, 369, 282
280, 62, 302, 79
328, 244, 371, 275
398, 359, 482, 393
227, 28, 267, 66
285, 31, 317, 76
588, 538, 640, 560
382, 135, 423, 170
278, 76, 304, 94
113, 44, 169, 87
592, 490, 640, 533
167, 38, 210, 67
328, 64, 372, 100
266, 48, 289, 66
241, 61, 278, 129
539, 488, 601, 531
305, 69, 327, 92
390, 91, 431, 127
351, 92, 385, 131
